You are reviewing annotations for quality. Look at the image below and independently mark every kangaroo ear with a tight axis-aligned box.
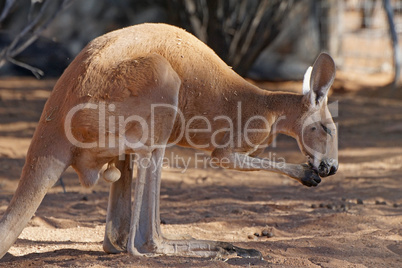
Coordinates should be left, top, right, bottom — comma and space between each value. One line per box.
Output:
302, 66, 313, 95
305, 53, 336, 106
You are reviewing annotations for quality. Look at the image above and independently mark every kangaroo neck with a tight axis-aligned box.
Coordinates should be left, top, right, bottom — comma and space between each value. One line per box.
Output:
263, 91, 305, 138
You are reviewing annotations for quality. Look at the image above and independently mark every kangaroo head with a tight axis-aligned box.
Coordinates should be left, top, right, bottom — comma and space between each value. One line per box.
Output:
296, 53, 338, 177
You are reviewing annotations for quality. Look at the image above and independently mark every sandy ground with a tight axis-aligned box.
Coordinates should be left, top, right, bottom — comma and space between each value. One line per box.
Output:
0, 77, 401, 267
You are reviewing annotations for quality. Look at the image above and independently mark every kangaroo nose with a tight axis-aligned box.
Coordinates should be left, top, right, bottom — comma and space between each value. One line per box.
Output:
328, 159, 338, 175
318, 159, 338, 177
328, 162, 338, 175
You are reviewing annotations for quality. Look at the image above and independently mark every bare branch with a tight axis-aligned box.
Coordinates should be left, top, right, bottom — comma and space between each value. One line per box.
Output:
238, 0, 270, 60
167, 0, 294, 75
227, 0, 256, 65
7, 57, 44, 79
0, 0, 76, 77
0, 0, 17, 23
8, 0, 52, 53
184, 0, 207, 42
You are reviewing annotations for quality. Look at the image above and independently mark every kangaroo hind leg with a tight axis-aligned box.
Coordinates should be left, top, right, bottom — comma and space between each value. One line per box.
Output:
103, 155, 133, 253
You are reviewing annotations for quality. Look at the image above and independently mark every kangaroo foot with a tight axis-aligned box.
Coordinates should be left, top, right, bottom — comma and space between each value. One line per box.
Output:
129, 238, 262, 259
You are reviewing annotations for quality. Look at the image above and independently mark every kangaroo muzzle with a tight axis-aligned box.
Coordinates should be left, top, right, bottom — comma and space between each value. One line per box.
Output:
318, 159, 338, 177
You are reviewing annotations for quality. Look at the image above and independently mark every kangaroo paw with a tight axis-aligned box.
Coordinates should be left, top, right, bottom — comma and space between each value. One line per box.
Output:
300, 164, 321, 187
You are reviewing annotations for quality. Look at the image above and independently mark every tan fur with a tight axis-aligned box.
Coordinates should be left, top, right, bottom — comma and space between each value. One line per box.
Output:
0, 23, 337, 259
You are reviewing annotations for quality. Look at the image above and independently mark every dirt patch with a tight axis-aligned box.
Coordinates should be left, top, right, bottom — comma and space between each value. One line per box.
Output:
0, 77, 401, 267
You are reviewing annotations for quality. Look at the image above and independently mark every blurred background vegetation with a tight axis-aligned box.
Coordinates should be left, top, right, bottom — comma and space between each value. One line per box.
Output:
0, 0, 401, 87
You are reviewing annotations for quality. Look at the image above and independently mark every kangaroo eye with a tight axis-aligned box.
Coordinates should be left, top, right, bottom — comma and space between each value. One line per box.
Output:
311, 126, 317, 131
321, 124, 332, 136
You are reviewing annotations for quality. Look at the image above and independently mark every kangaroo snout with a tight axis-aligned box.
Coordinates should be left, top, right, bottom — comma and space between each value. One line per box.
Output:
318, 159, 338, 177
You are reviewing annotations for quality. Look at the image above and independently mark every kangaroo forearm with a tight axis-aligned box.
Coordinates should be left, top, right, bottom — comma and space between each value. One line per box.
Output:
214, 151, 294, 175
212, 150, 321, 187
